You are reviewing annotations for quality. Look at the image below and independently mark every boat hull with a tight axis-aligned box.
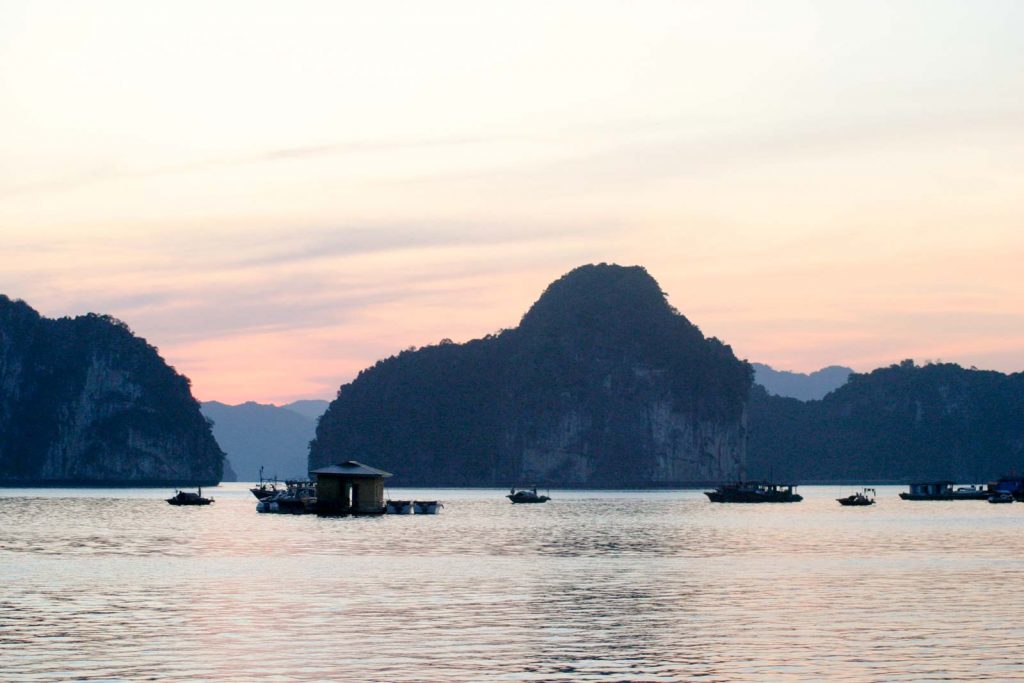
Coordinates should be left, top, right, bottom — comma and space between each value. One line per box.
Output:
899, 492, 989, 501
705, 491, 802, 503
250, 487, 278, 500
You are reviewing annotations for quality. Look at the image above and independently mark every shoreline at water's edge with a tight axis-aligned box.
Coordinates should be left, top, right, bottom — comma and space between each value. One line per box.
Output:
0, 479, 981, 490
0, 479, 222, 488
380, 480, 929, 489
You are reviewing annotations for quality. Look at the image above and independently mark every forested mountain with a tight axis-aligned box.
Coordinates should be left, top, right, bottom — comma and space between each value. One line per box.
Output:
201, 400, 327, 480
747, 360, 1024, 482
752, 363, 852, 401
310, 264, 752, 486
0, 295, 224, 485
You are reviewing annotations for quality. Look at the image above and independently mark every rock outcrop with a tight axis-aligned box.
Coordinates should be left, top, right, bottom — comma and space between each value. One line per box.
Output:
0, 296, 224, 485
310, 264, 752, 486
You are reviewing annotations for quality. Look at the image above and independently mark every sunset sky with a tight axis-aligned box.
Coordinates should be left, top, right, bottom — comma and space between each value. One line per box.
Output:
2, 1, 1023, 404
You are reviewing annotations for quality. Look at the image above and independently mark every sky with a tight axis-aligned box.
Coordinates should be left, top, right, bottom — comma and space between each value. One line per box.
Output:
2, 0, 1023, 404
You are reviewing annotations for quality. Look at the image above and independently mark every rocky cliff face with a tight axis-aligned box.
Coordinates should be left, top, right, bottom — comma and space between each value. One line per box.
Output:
0, 296, 224, 485
310, 264, 752, 486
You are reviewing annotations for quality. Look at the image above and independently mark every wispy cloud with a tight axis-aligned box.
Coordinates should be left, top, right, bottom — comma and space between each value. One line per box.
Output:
0, 134, 511, 199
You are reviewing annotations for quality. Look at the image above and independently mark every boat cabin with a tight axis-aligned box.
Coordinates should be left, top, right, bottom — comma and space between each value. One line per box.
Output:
312, 460, 392, 516
907, 481, 955, 497
991, 476, 1024, 498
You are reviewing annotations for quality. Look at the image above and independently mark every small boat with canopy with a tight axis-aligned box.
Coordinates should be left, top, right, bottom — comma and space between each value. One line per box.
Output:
166, 488, 214, 506
837, 488, 876, 506
507, 487, 550, 504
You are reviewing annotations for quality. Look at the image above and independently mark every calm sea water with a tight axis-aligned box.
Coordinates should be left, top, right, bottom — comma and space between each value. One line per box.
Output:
1, 484, 1023, 682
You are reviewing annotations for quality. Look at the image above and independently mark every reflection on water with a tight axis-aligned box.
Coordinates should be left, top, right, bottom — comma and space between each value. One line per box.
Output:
2, 485, 1023, 681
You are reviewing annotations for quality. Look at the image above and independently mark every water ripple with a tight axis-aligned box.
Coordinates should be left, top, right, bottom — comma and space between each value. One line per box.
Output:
1, 485, 1023, 681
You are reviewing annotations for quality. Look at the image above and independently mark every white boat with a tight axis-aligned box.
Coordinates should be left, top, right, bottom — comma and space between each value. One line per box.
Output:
413, 500, 443, 514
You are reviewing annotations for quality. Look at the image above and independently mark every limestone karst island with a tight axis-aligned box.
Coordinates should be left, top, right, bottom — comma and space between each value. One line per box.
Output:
2, 264, 1023, 487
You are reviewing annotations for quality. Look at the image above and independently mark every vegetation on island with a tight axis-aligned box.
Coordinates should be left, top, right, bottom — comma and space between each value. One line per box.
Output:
0, 295, 224, 484
747, 360, 1024, 482
310, 264, 752, 486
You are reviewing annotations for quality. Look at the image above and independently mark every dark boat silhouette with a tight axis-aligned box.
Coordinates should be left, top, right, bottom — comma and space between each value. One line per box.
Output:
250, 466, 280, 500
166, 488, 214, 506
705, 481, 802, 503
507, 487, 550, 504
837, 488, 875, 506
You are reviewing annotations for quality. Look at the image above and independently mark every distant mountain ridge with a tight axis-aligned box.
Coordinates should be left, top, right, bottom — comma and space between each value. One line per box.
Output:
282, 399, 331, 420
752, 363, 852, 401
310, 264, 752, 486
0, 295, 224, 485
200, 399, 328, 480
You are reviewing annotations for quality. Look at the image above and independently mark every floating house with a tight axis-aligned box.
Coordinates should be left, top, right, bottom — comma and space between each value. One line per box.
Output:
899, 481, 989, 500
312, 460, 392, 516
900, 481, 956, 500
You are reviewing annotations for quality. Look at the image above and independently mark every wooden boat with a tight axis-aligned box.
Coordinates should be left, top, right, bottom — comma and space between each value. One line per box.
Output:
507, 487, 550, 504
166, 488, 213, 506
249, 466, 281, 500
837, 488, 875, 506
412, 500, 443, 514
705, 481, 802, 503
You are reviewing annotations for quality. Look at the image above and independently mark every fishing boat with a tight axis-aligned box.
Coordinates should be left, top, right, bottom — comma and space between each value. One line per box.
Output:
166, 488, 214, 506
705, 481, 802, 503
255, 479, 316, 514
988, 492, 1014, 504
837, 488, 876, 506
249, 466, 281, 500
507, 487, 550, 504
412, 500, 443, 514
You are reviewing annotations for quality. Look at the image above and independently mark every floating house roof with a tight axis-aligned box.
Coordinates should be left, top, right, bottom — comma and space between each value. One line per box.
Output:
311, 460, 392, 479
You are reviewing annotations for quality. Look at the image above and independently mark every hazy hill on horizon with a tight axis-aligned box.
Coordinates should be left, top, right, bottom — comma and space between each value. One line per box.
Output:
200, 399, 328, 481
752, 363, 853, 401
281, 399, 332, 420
